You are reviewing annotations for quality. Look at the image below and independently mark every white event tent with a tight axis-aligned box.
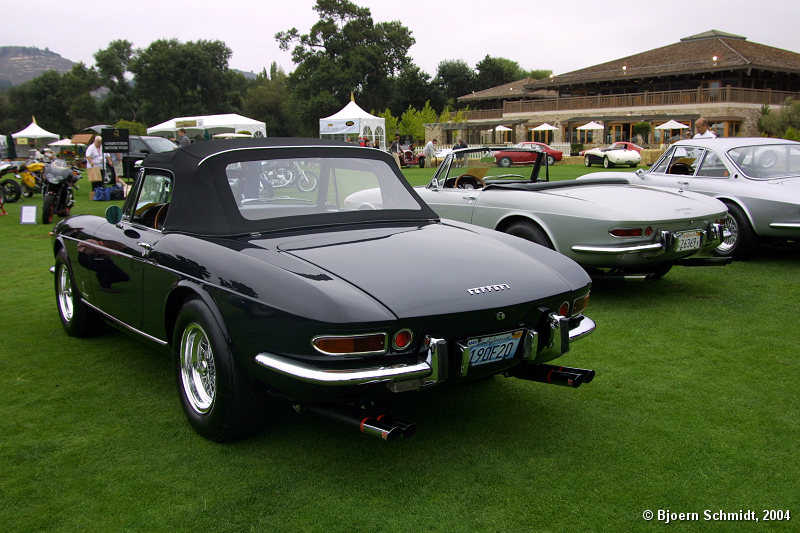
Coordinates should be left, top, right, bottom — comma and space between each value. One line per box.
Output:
147, 113, 266, 139
11, 121, 59, 157
320, 100, 385, 149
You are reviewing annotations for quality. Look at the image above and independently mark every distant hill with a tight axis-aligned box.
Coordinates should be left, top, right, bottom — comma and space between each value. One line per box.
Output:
0, 46, 75, 88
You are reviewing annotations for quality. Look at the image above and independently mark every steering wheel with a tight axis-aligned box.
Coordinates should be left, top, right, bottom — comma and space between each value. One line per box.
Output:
454, 174, 485, 189
668, 163, 693, 175
154, 203, 169, 230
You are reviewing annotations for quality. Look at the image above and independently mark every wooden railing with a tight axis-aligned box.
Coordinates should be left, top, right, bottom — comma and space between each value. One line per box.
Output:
463, 87, 798, 120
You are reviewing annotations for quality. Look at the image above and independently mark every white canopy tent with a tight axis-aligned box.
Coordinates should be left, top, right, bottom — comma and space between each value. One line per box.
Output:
11, 121, 59, 157
532, 123, 558, 131
655, 119, 689, 130
577, 121, 604, 130
147, 114, 266, 140
320, 100, 386, 149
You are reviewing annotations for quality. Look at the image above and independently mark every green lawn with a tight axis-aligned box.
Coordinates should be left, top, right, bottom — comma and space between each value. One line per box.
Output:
1, 174, 798, 532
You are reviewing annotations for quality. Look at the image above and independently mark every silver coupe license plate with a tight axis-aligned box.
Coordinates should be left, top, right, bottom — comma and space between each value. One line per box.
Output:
463, 330, 524, 368
675, 231, 702, 251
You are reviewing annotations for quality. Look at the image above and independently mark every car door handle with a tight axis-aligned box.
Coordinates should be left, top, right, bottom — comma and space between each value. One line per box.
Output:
462, 195, 477, 201
677, 181, 690, 186
137, 242, 152, 250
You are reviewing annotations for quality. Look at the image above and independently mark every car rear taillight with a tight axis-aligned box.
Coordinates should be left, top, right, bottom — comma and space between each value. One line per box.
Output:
557, 302, 570, 317
609, 226, 652, 238
573, 293, 590, 316
312, 333, 387, 355
392, 329, 413, 351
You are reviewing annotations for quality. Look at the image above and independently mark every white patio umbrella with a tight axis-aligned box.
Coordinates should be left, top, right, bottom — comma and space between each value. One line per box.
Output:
532, 123, 558, 131
495, 125, 512, 131
49, 139, 78, 147
655, 119, 689, 130
577, 121, 604, 130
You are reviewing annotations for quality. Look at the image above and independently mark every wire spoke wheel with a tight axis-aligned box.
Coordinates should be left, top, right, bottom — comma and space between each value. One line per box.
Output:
180, 323, 217, 414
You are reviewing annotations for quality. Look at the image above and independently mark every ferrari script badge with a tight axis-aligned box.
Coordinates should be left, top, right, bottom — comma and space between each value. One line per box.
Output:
467, 283, 510, 295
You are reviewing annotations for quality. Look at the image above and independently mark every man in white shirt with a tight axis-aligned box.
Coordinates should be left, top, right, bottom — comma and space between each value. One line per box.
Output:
693, 117, 717, 139
423, 138, 437, 167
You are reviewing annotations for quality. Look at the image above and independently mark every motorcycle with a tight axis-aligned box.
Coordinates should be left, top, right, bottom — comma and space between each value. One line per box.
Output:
41, 159, 81, 225
17, 160, 46, 197
260, 160, 318, 192
0, 161, 22, 203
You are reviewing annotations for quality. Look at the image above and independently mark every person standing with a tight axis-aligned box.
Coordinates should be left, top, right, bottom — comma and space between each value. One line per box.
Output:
177, 128, 191, 147
85, 135, 104, 197
423, 138, 437, 168
389, 134, 402, 168
693, 117, 717, 139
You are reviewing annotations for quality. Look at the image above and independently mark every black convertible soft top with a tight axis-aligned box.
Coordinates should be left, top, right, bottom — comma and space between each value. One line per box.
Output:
140, 138, 438, 236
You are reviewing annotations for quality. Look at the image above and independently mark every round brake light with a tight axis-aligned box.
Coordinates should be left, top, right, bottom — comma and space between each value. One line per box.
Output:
392, 329, 413, 351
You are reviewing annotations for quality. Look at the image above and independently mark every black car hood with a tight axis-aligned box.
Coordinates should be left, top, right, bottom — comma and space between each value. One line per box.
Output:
273, 222, 584, 319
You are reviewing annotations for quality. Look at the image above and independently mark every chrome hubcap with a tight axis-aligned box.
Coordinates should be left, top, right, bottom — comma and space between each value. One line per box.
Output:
180, 323, 216, 414
717, 215, 739, 253
57, 265, 74, 321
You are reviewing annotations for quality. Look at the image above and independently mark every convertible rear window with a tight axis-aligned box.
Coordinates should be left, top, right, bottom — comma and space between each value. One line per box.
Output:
727, 144, 800, 179
224, 156, 421, 221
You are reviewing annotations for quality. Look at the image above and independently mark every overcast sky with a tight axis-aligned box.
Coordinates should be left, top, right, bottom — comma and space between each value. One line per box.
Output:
5, 0, 800, 78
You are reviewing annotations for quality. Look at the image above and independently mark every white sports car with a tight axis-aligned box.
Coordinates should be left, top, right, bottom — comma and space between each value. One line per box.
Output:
346, 147, 730, 280
583, 143, 642, 168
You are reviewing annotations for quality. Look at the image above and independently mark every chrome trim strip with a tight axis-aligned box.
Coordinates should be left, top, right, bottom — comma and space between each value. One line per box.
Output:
571, 242, 663, 254
770, 222, 800, 229
81, 300, 169, 346
255, 347, 437, 386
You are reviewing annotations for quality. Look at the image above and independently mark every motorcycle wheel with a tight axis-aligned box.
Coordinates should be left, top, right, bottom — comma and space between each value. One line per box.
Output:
42, 194, 56, 224
1, 178, 21, 203
296, 170, 318, 192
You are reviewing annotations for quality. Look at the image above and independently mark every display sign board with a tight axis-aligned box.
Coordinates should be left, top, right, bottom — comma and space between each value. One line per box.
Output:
20, 205, 37, 224
101, 128, 129, 153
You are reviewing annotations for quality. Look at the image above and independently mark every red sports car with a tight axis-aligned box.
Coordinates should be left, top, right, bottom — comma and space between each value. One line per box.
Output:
494, 142, 563, 167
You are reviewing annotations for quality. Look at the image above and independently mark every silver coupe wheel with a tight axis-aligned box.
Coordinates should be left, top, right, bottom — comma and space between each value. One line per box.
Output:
716, 214, 739, 255
584, 155, 591, 167
180, 323, 217, 414
57, 264, 74, 322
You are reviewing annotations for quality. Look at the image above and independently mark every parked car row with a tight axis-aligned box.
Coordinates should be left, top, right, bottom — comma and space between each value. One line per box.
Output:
49, 137, 799, 443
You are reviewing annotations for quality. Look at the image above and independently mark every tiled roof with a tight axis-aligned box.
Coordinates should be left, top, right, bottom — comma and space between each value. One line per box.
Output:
459, 78, 557, 102
524, 30, 800, 90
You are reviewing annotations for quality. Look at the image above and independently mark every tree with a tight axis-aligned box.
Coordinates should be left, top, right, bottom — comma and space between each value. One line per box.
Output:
276, 0, 415, 131
474, 55, 528, 91
398, 101, 438, 141
390, 65, 442, 113
129, 39, 240, 125
434, 59, 476, 104
243, 63, 298, 137
758, 98, 800, 138
94, 40, 138, 121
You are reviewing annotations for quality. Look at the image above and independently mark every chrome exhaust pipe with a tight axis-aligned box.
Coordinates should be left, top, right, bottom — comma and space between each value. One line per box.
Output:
305, 405, 415, 441
509, 363, 596, 388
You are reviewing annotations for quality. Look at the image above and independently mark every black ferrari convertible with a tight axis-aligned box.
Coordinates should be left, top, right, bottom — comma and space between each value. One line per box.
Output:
51, 138, 596, 441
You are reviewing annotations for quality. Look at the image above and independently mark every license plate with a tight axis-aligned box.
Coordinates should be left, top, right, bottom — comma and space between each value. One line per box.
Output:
462, 330, 524, 368
675, 231, 702, 251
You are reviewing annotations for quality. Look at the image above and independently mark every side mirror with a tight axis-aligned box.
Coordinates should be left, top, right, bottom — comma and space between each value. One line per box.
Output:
635, 168, 645, 179
105, 205, 123, 224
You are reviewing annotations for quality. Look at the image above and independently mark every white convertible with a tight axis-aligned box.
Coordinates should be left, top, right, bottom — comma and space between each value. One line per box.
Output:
346, 147, 730, 280
583, 143, 642, 168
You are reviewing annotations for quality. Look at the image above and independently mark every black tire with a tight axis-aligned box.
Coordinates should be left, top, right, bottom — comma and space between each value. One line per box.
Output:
173, 298, 267, 442
630, 163, 638, 168
418, 156, 425, 168
42, 194, 56, 224
505, 221, 554, 249
54, 250, 97, 337
498, 157, 512, 168
603, 156, 613, 168
584, 155, 591, 167
296, 170, 318, 192
713, 202, 757, 258
1, 179, 21, 203
546, 155, 555, 166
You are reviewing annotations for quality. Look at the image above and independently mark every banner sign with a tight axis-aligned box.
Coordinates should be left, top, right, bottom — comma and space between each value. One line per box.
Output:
101, 128, 129, 153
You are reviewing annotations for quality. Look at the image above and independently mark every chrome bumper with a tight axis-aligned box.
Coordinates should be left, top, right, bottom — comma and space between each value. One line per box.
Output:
571, 223, 725, 255
254, 314, 595, 389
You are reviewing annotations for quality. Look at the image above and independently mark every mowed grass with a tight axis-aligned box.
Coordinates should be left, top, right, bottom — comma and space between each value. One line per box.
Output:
1, 166, 798, 532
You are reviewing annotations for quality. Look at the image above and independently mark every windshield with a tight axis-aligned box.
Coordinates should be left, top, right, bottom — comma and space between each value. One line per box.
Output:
148, 137, 179, 153
726, 144, 800, 179
225, 156, 423, 221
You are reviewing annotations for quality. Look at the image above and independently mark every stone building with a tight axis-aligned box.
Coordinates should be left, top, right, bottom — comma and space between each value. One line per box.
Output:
428, 30, 800, 151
